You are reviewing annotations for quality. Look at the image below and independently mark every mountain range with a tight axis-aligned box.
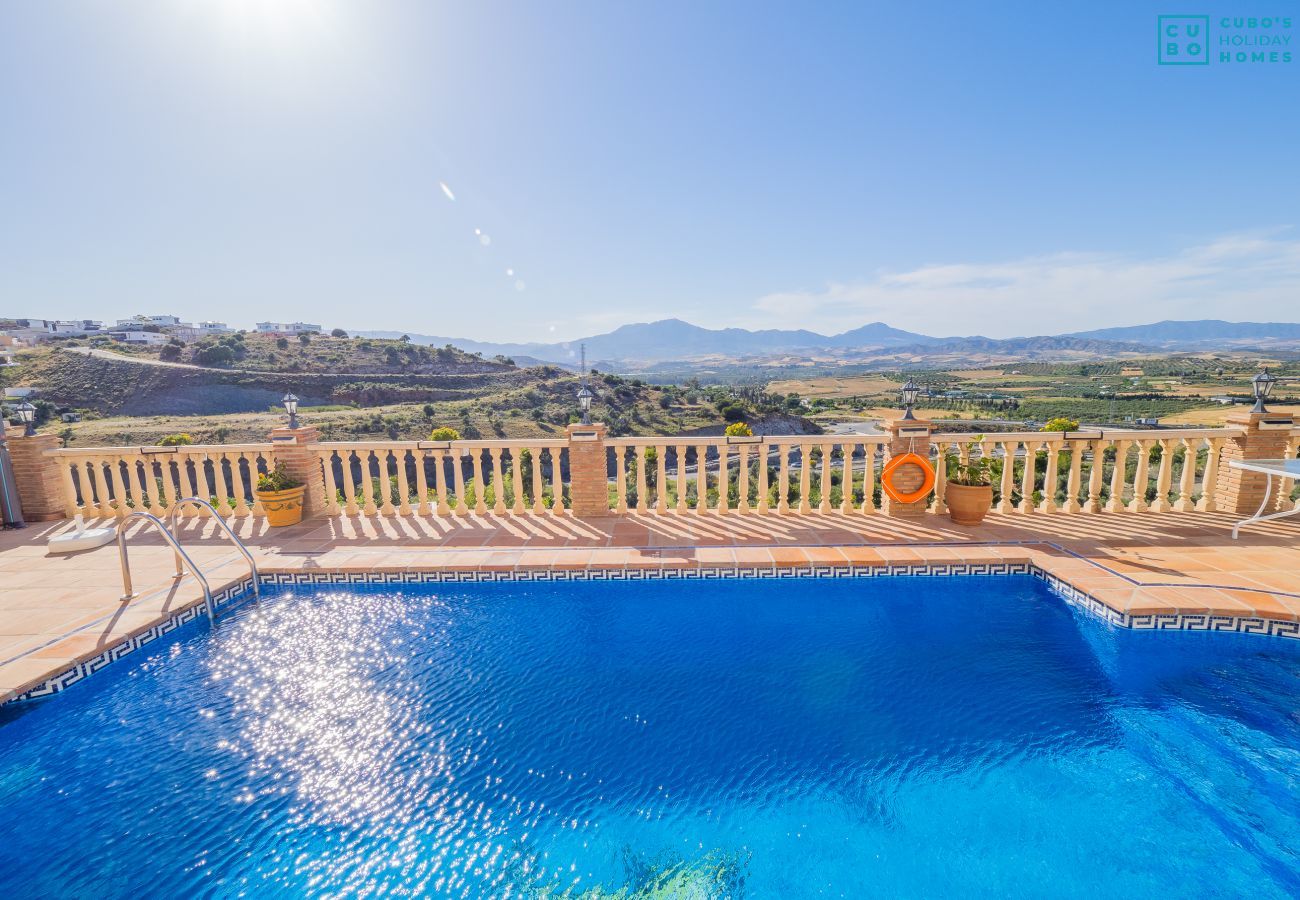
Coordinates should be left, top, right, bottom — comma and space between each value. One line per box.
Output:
354, 318, 1300, 369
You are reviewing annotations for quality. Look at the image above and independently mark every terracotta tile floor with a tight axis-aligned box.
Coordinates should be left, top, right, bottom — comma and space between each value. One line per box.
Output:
1, 509, 1297, 703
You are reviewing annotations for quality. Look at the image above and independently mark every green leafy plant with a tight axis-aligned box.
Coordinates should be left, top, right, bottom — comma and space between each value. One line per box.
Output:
158, 433, 194, 446
256, 464, 303, 493
429, 426, 462, 441
724, 421, 754, 437
945, 436, 994, 486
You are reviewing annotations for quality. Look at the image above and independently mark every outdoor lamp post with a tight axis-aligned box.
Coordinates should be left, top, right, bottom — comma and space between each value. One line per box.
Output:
900, 378, 920, 420
577, 383, 593, 425
282, 392, 300, 429
1251, 368, 1278, 414
15, 401, 36, 437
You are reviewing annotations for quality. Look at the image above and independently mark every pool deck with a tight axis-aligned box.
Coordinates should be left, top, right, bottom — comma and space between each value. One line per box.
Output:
2, 510, 1298, 703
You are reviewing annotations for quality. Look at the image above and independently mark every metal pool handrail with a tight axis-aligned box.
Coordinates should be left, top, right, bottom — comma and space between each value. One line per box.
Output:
117, 511, 214, 622
166, 497, 260, 599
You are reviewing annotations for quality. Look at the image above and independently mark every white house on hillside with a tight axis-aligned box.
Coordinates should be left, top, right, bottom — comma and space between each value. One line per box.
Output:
256, 321, 321, 336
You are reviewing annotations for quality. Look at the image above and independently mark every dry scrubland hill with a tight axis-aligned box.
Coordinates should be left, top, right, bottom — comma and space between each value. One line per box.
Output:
13, 335, 526, 415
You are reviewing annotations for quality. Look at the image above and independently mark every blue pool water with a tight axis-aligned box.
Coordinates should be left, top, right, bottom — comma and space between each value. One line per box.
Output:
2, 574, 1299, 898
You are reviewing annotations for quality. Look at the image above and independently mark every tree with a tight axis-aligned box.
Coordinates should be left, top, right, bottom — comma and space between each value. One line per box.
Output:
297, 332, 311, 345
330, 328, 348, 338
276, 337, 290, 350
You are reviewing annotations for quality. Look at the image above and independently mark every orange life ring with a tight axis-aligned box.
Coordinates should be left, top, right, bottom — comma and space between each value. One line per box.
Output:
881, 452, 936, 505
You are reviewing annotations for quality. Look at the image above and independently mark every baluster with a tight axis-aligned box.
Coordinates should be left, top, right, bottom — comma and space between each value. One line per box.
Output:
1128, 441, 1151, 513
1063, 440, 1084, 513
416, 447, 431, 512
58, 457, 80, 517
933, 443, 949, 515
394, 449, 413, 515
374, 450, 394, 516
797, 445, 813, 514
1106, 440, 1130, 512
249, 452, 268, 516
862, 443, 879, 513
777, 444, 791, 514
1150, 439, 1174, 512
433, 450, 452, 516
490, 448, 507, 514
470, 449, 487, 515
681, 444, 691, 512
446, 449, 464, 515
1085, 440, 1106, 513
95, 457, 118, 518
548, 448, 566, 514
316, 451, 337, 517
695, 444, 709, 513
1018, 440, 1038, 514
211, 451, 232, 515
816, 444, 832, 513
1174, 437, 1197, 511
1197, 438, 1222, 513
636, 446, 649, 512
839, 443, 854, 514
998, 441, 1017, 513
506, 449, 523, 514
356, 450, 377, 515
1037, 440, 1061, 513
613, 447, 628, 513
717, 445, 730, 514
737, 445, 751, 513
530, 448, 545, 513
655, 445, 669, 513
757, 443, 771, 513
230, 452, 250, 515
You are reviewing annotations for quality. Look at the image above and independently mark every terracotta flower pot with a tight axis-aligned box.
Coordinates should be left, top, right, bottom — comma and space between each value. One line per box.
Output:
256, 486, 305, 527
946, 481, 993, 526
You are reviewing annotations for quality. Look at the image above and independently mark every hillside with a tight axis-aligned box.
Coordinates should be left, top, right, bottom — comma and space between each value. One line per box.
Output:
101, 331, 513, 375
7, 341, 820, 445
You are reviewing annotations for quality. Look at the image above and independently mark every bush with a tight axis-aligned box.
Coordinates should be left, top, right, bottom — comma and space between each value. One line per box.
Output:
194, 344, 235, 366
330, 328, 348, 338
1041, 417, 1080, 432
725, 422, 754, 437
276, 337, 290, 350
429, 426, 462, 441
298, 333, 311, 345
158, 433, 194, 446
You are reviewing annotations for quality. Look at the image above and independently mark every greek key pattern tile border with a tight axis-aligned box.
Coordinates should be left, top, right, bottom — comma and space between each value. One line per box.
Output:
9, 564, 1298, 706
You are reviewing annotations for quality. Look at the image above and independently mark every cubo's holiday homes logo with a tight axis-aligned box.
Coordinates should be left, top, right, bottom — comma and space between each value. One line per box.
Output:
1158, 14, 1293, 65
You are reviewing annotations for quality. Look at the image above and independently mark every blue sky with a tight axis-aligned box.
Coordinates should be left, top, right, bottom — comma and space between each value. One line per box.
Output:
2, 1, 1297, 341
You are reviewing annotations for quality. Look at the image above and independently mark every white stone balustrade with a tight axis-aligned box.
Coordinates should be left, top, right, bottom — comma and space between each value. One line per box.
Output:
40, 425, 1270, 521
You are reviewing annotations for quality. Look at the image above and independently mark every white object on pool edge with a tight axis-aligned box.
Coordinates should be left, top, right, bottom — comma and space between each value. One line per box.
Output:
47, 514, 117, 554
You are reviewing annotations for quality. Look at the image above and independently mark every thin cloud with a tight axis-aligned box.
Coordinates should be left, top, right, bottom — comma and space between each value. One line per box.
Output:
748, 231, 1300, 336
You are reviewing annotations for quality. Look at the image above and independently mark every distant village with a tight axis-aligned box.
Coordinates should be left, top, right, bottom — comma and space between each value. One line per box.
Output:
1, 316, 321, 348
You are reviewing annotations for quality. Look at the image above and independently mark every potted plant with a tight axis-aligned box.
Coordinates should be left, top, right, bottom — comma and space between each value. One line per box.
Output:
945, 440, 994, 525
255, 464, 305, 527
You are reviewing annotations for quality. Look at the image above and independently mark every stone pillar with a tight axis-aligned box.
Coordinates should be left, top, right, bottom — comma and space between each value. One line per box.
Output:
7, 433, 65, 522
1214, 410, 1295, 514
268, 425, 328, 519
880, 417, 933, 518
566, 423, 609, 517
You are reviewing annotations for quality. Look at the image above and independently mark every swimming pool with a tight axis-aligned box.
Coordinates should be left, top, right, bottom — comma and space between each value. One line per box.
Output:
2, 573, 1298, 897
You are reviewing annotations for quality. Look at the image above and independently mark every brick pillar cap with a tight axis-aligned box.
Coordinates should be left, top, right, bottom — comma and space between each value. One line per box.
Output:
269, 425, 321, 443
1225, 410, 1294, 427
566, 422, 607, 437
